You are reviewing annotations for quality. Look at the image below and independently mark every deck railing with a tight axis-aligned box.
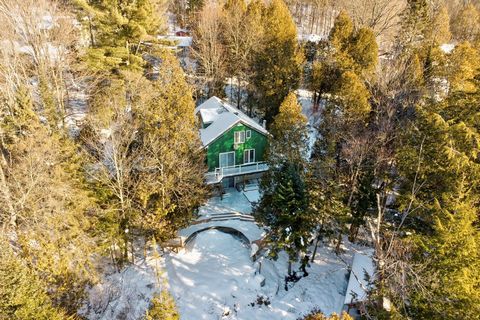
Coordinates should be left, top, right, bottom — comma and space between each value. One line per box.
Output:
205, 161, 268, 184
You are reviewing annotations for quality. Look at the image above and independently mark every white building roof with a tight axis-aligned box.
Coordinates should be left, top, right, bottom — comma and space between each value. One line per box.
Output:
157, 35, 192, 47
344, 249, 375, 305
196, 96, 268, 147
440, 43, 455, 54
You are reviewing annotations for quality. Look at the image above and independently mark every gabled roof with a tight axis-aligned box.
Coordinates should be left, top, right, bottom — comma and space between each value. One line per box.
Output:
195, 96, 268, 147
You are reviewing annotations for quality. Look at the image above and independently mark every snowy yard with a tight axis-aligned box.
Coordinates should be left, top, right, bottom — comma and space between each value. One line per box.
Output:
166, 188, 363, 320
80, 189, 371, 320
166, 227, 356, 320
198, 187, 256, 216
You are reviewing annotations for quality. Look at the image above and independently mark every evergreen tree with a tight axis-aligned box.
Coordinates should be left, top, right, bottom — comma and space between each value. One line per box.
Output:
335, 71, 371, 121
447, 41, 480, 93
82, 51, 208, 261
255, 93, 312, 271
397, 0, 431, 49
307, 162, 349, 260
253, 0, 303, 124
145, 289, 180, 320
135, 52, 209, 239
0, 239, 66, 320
430, 6, 451, 44
396, 58, 480, 317
74, 0, 167, 72
411, 193, 480, 318
307, 11, 377, 109
1, 101, 98, 312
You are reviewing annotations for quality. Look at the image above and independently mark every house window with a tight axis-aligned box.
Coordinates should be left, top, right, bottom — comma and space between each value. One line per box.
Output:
244, 149, 255, 164
246, 130, 251, 140
219, 151, 235, 168
234, 131, 245, 144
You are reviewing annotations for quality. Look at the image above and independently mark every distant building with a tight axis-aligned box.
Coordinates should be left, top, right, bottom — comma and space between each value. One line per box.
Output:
195, 97, 269, 188
157, 35, 192, 58
175, 30, 189, 37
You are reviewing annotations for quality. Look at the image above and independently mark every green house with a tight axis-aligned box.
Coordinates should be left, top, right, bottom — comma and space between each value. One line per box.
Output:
195, 96, 269, 187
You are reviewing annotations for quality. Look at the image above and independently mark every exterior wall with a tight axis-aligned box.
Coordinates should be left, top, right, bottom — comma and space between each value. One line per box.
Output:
205, 123, 267, 172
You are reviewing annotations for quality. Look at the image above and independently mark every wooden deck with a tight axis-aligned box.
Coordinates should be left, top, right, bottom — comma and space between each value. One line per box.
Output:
205, 162, 268, 184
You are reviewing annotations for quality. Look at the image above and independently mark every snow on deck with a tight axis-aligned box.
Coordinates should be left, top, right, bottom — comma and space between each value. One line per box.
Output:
243, 189, 260, 203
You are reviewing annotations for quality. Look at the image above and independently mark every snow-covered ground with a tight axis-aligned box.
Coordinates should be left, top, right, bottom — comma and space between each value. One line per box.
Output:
198, 187, 256, 216
296, 89, 321, 155
79, 253, 165, 320
167, 186, 368, 320
166, 227, 358, 320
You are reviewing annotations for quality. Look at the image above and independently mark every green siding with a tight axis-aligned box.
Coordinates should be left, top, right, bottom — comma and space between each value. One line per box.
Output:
205, 123, 267, 171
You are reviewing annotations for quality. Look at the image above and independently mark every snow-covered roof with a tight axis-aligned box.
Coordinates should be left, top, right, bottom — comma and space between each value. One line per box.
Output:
157, 35, 192, 47
440, 43, 455, 54
344, 249, 375, 305
196, 96, 268, 147
298, 33, 327, 43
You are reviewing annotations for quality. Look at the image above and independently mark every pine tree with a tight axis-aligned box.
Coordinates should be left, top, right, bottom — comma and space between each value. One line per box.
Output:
307, 162, 349, 260
447, 41, 480, 93
396, 64, 480, 317
329, 11, 355, 71
255, 93, 312, 270
253, 0, 303, 123
82, 51, 208, 259
412, 193, 480, 318
329, 11, 378, 75
0, 239, 66, 320
135, 51, 209, 240
430, 6, 451, 44
1, 108, 98, 312
348, 27, 378, 75
397, 0, 431, 49
145, 289, 180, 320
335, 71, 371, 121
74, 0, 167, 72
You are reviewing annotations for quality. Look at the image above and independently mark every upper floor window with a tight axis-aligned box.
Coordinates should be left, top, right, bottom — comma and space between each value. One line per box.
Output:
246, 130, 251, 140
244, 149, 255, 163
234, 131, 245, 144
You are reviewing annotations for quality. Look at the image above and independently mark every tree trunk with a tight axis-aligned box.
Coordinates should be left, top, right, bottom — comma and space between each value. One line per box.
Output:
335, 233, 342, 255
311, 236, 321, 262
349, 223, 360, 242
